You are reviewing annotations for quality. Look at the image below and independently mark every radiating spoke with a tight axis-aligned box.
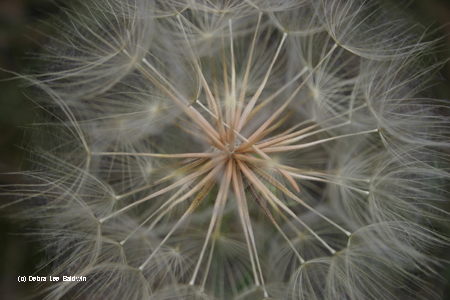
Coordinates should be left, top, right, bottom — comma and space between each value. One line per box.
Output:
287, 172, 369, 195
138, 160, 226, 271
232, 162, 261, 287
122, 49, 223, 145
263, 128, 378, 153
175, 14, 227, 141
238, 162, 338, 254
245, 68, 308, 125
251, 166, 351, 236
236, 32, 288, 133
119, 181, 194, 245
237, 44, 338, 151
189, 159, 233, 286
254, 121, 350, 150
234, 12, 262, 126
116, 158, 207, 199
243, 177, 305, 264
249, 104, 367, 152
92, 151, 220, 159
99, 155, 226, 223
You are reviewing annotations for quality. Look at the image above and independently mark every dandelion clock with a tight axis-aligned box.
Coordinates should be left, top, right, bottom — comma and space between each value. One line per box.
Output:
3, 0, 450, 299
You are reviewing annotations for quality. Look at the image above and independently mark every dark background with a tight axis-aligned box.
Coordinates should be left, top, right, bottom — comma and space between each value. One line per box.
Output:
0, 0, 449, 299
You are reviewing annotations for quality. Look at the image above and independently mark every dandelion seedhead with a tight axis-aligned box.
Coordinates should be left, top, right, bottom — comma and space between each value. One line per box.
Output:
3, 0, 450, 299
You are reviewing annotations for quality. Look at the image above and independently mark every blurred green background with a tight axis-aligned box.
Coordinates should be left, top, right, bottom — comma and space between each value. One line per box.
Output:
0, 1, 60, 298
0, 0, 449, 299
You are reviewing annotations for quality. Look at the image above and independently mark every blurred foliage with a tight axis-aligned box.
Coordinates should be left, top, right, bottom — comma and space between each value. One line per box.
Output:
0, 1, 59, 298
